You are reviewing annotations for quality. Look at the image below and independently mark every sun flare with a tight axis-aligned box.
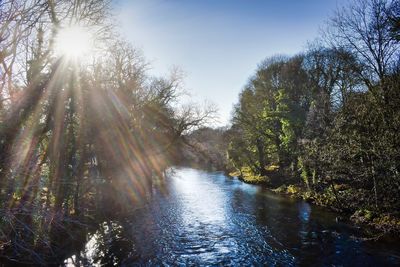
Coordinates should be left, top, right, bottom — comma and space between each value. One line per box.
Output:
54, 25, 93, 59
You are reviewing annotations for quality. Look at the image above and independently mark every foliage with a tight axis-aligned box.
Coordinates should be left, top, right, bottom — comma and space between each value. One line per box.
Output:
227, 0, 400, 232
178, 126, 228, 171
0, 0, 215, 264
227, 55, 309, 177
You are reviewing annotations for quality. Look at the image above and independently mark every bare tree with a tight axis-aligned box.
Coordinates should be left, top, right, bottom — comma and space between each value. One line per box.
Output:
326, 0, 399, 86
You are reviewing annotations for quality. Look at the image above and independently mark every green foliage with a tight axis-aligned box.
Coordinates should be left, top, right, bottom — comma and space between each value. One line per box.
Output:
227, 56, 309, 177
286, 185, 300, 194
298, 157, 310, 188
231, 167, 268, 184
273, 184, 287, 194
227, 0, 400, 232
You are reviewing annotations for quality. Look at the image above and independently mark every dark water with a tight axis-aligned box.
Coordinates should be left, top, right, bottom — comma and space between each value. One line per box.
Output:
65, 167, 400, 266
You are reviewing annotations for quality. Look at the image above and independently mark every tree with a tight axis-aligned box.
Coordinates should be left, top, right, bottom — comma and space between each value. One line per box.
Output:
228, 56, 311, 178
327, 0, 399, 87
0, 1, 216, 264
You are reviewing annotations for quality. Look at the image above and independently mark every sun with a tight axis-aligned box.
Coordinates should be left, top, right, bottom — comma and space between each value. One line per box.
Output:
54, 25, 93, 59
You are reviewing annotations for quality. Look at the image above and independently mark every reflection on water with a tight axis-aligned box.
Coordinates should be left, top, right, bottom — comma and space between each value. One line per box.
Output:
64, 167, 400, 266
173, 168, 226, 224
298, 202, 311, 223
64, 221, 137, 266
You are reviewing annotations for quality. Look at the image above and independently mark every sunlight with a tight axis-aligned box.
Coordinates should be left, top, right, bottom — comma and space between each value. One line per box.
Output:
54, 25, 93, 59
1, 0, 399, 265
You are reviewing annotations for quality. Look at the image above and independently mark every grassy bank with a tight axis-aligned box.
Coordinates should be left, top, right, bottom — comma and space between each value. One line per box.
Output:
228, 167, 400, 235
229, 168, 267, 184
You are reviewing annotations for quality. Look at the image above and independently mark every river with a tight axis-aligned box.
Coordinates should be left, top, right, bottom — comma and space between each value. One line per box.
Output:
65, 167, 400, 266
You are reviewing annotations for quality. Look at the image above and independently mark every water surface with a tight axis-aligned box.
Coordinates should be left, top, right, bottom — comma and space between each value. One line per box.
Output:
66, 167, 400, 266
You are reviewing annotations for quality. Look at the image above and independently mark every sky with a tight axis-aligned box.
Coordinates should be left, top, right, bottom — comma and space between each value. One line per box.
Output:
114, 0, 350, 126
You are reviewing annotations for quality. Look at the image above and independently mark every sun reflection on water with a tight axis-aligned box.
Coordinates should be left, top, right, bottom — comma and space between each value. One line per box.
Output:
172, 168, 227, 224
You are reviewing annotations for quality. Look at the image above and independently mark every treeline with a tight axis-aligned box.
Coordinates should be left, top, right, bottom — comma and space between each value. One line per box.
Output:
178, 127, 229, 171
227, 0, 400, 231
0, 0, 213, 264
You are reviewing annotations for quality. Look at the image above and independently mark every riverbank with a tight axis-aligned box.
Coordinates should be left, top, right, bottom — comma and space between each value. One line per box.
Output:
228, 168, 400, 236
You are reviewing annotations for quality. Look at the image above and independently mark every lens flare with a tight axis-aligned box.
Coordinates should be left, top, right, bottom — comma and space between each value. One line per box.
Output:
54, 25, 93, 59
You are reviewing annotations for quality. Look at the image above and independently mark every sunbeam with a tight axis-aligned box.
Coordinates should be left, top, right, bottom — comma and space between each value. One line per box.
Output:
54, 25, 93, 60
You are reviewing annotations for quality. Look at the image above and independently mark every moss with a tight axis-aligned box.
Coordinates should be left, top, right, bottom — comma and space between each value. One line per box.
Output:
351, 210, 400, 233
272, 184, 315, 200
273, 185, 287, 193
265, 164, 279, 172
297, 157, 308, 186
228, 167, 268, 184
233, 166, 400, 234
228, 170, 241, 177
242, 173, 267, 184
312, 188, 338, 207
287, 184, 300, 194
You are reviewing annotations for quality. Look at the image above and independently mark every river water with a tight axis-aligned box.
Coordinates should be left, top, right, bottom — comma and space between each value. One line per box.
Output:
65, 167, 400, 266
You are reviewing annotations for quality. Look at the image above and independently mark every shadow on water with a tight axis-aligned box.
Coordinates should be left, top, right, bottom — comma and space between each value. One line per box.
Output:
56, 167, 400, 266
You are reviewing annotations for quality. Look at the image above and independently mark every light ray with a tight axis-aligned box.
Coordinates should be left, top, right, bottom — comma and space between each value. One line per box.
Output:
54, 25, 93, 60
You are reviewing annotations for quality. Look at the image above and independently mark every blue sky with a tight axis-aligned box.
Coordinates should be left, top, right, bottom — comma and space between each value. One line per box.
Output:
114, 0, 349, 126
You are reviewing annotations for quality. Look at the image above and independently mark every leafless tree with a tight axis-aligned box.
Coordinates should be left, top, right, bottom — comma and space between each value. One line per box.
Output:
326, 0, 399, 86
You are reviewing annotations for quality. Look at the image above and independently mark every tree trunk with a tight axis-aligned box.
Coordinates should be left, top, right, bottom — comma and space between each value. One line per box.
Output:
256, 138, 267, 176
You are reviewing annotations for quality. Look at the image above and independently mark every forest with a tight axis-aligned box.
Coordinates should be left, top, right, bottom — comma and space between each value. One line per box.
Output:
0, 0, 215, 264
0, 0, 400, 265
224, 0, 400, 233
